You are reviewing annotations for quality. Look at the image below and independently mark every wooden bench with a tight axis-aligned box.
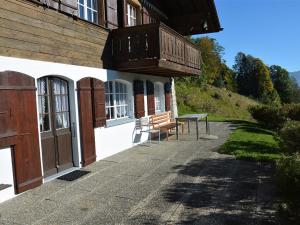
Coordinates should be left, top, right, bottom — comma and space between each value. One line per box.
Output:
149, 111, 183, 141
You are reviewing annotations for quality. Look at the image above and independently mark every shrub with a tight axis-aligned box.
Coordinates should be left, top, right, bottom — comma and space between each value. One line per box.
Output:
278, 121, 300, 155
212, 92, 222, 100
282, 103, 300, 121
249, 105, 286, 130
276, 155, 300, 222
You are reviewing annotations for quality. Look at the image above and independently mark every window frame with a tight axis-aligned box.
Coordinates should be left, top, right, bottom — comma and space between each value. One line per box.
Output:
105, 80, 131, 121
154, 82, 165, 114
126, 1, 140, 27
77, 0, 99, 24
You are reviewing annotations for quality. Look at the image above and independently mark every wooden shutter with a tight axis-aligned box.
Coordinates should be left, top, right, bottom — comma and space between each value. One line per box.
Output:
60, 0, 78, 15
142, 6, 150, 24
164, 82, 171, 112
43, 0, 59, 10
91, 78, 106, 128
146, 81, 155, 115
0, 71, 42, 194
134, 80, 145, 118
106, 0, 118, 29
77, 78, 96, 167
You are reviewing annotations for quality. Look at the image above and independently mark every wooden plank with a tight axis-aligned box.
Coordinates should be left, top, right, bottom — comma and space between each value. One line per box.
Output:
0, 7, 107, 46
0, 17, 104, 53
4, 0, 108, 37
0, 37, 103, 67
0, 46, 102, 68
0, 26, 103, 59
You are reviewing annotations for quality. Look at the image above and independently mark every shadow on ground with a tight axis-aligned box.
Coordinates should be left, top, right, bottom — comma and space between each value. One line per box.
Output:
162, 157, 279, 225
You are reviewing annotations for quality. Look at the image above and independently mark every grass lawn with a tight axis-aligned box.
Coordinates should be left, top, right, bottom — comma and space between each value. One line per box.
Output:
219, 120, 282, 162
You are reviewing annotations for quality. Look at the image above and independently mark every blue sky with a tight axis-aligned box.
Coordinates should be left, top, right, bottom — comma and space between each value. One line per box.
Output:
195, 0, 300, 72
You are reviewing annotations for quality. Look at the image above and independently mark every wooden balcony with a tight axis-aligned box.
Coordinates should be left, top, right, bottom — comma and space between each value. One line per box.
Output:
111, 23, 202, 77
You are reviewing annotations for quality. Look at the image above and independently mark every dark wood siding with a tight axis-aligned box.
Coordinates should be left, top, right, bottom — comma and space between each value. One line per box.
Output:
77, 78, 96, 167
0, 71, 42, 194
134, 80, 145, 118
146, 81, 155, 115
164, 82, 171, 111
0, 0, 108, 68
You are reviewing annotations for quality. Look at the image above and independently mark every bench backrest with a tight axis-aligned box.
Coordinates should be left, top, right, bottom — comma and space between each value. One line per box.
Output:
150, 111, 172, 128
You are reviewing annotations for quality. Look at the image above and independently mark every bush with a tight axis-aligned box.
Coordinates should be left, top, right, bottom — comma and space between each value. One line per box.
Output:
282, 103, 300, 121
249, 105, 286, 130
278, 121, 300, 155
276, 155, 300, 222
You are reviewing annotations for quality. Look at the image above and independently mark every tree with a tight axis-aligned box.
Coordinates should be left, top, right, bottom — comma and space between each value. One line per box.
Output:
193, 37, 224, 85
270, 65, 295, 103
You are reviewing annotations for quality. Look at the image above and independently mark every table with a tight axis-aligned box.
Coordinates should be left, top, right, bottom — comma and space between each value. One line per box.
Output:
175, 114, 209, 140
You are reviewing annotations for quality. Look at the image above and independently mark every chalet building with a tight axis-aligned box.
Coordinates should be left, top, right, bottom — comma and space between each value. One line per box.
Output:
0, 0, 221, 202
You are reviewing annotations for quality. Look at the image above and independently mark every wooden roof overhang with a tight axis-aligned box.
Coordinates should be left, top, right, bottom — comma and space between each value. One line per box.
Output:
146, 0, 222, 35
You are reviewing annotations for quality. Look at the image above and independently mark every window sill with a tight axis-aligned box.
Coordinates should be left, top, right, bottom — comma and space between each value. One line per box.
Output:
106, 118, 135, 128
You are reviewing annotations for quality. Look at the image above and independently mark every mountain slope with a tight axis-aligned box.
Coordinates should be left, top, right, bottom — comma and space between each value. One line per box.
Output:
176, 84, 258, 121
290, 71, 300, 84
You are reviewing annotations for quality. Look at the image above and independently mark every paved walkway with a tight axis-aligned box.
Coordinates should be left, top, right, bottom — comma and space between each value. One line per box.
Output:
0, 122, 278, 225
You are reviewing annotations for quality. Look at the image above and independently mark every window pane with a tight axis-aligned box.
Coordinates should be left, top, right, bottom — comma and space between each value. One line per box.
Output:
38, 78, 47, 95
87, 0, 91, 8
93, 11, 98, 24
53, 79, 61, 95
79, 5, 84, 18
115, 82, 119, 93
110, 107, 115, 119
109, 81, 113, 93
62, 96, 69, 111
105, 82, 109, 93
62, 113, 69, 128
116, 106, 121, 118
87, 9, 92, 22
55, 96, 62, 113
110, 94, 114, 106
61, 81, 68, 94
42, 95, 50, 114
56, 113, 63, 129
43, 114, 51, 131
79, 0, 84, 4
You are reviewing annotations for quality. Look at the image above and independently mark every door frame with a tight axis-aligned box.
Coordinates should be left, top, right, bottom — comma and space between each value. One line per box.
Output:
37, 75, 80, 179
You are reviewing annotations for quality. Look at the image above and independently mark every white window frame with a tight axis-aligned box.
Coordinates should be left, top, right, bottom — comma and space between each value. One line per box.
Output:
77, 0, 99, 24
154, 83, 165, 114
105, 80, 131, 121
127, 3, 137, 27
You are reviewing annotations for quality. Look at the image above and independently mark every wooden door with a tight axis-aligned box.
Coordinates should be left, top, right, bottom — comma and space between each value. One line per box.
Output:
38, 77, 73, 177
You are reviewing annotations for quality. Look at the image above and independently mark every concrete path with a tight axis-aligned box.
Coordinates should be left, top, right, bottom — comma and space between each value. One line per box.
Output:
0, 122, 278, 225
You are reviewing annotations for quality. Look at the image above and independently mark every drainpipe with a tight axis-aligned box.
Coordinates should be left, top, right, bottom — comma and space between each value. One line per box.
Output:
170, 77, 178, 119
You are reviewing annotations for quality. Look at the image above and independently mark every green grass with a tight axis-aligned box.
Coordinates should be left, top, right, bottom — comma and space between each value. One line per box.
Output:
176, 83, 258, 121
219, 120, 282, 161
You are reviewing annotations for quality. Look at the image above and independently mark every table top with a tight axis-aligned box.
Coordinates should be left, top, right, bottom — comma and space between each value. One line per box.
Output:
176, 114, 208, 120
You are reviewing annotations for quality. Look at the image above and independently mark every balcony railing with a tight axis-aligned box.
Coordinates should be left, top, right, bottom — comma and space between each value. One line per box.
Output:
111, 23, 202, 76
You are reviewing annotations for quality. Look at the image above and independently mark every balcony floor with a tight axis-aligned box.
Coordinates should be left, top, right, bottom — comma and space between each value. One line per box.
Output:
114, 58, 201, 77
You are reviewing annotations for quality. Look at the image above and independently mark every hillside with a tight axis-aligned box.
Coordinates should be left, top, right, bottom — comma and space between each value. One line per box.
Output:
176, 83, 258, 121
290, 71, 300, 84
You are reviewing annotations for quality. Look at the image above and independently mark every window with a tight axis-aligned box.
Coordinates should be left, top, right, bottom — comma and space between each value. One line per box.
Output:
154, 83, 165, 113
105, 81, 130, 120
53, 78, 70, 130
37, 78, 51, 132
78, 0, 99, 24
127, 3, 137, 26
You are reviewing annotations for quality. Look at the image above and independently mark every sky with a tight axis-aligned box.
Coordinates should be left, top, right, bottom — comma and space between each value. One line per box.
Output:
195, 0, 300, 72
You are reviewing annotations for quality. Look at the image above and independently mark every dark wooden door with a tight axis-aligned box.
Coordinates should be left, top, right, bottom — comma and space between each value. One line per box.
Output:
38, 77, 73, 177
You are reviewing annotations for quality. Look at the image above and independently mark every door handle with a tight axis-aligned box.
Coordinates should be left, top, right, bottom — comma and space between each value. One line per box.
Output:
72, 122, 76, 138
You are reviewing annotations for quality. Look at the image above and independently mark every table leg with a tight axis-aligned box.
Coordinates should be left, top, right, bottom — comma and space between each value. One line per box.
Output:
196, 119, 199, 140
176, 119, 179, 140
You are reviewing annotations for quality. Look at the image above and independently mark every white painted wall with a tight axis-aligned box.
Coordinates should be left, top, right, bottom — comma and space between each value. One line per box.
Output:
0, 56, 169, 173
0, 148, 15, 203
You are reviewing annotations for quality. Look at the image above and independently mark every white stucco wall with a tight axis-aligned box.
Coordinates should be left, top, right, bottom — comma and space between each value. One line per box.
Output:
0, 148, 15, 203
0, 56, 169, 176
